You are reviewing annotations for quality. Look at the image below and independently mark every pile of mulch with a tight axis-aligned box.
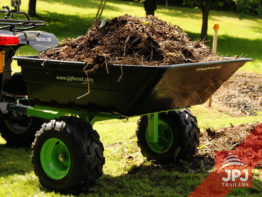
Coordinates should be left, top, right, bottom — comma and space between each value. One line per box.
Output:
40, 14, 220, 66
210, 72, 262, 116
185, 122, 261, 172
126, 123, 261, 174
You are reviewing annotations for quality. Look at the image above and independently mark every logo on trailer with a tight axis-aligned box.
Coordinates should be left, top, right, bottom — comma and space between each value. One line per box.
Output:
56, 75, 94, 83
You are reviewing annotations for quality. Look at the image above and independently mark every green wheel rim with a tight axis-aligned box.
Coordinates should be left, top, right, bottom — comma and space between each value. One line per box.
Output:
40, 138, 71, 180
145, 120, 174, 154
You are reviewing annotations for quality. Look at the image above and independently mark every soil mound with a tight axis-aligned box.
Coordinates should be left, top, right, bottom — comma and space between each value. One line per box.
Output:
40, 15, 219, 65
185, 123, 261, 172
211, 72, 262, 116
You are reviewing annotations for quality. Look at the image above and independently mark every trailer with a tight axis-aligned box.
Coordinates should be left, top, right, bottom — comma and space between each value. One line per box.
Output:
0, 56, 252, 193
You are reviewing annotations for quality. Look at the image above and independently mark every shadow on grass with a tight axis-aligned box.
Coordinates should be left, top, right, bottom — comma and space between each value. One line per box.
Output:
36, 12, 94, 40
157, 6, 202, 20
40, 0, 141, 12
217, 36, 262, 60
187, 32, 262, 61
158, 5, 261, 26
83, 158, 213, 197
88, 161, 262, 197
157, 6, 240, 21
41, 0, 102, 9
88, 154, 216, 196
251, 25, 262, 33
0, 145, 261, 196
0, 144, 32, 177
188, 32, 262, 72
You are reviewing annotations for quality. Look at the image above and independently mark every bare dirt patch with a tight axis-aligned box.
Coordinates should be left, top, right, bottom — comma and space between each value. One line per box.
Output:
209, 72, 262, 116
127, 123, 262, 174
187, 123, 261, 172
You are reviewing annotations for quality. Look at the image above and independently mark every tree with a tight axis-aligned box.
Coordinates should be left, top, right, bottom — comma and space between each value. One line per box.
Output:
234, 0, 262, 17
28, 0, 37, 17
143, 0, 157, 15
199, 0, 210, 41
183, 0, 232, 41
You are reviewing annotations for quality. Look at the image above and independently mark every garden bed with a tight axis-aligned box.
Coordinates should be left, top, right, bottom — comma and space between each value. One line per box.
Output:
210, 72, 262, 116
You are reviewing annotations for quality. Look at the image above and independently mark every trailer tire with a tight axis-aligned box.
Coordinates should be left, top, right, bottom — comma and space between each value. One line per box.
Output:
32, 117, 105, 194
0, 72, 44, 146
136, 109, 199, 164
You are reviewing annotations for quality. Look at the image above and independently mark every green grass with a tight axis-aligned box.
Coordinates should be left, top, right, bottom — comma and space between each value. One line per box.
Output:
191, 105, 262, 130
0, 0, 262, 196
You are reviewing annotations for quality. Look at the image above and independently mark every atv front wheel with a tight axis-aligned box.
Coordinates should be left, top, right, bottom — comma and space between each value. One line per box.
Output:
32, 117, 105, 193
0, 113, 45, 146
136, 109, 200, 163
0, 73, 44, 146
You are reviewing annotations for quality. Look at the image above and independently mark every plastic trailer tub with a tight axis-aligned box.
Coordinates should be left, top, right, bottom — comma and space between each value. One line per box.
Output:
14, 56, 252, 116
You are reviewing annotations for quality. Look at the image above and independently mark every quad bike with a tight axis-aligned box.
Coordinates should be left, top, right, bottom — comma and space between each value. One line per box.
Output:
0, 2, 59, 146
0, 0, 252, 194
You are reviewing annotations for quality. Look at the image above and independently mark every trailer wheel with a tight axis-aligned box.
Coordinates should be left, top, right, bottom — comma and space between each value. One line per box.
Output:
32, 117, 105, 193
136, 109, 200, 164
0, 73, 44, 146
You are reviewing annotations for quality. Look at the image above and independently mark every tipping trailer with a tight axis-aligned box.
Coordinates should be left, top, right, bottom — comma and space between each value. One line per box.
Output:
1, 55, 252, 193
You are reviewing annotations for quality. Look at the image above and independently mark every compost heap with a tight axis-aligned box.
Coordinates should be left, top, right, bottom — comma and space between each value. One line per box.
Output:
40, 15, 220, 66
211, 72, 262, 116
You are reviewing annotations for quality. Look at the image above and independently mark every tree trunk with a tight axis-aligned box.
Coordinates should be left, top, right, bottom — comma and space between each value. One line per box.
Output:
144, 0, 157, 16
201, 5, 209, 41
28, 0, 37, 17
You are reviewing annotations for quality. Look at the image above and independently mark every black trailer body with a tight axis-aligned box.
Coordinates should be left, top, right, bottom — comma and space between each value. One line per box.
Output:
14, 56, 252, 116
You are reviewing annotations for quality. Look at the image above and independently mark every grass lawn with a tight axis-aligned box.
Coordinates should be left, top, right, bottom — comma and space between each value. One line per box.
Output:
0, 0, 261, 196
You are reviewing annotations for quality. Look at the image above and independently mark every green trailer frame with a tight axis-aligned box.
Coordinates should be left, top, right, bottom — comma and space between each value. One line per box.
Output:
5, 102, 172, 144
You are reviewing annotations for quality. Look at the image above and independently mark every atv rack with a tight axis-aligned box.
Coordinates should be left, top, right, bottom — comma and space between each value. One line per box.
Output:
0, 6, 46, 31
